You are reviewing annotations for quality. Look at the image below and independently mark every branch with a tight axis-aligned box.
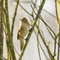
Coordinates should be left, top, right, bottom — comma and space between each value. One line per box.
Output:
0, 2, 6, 15
4, 0, 16, 59
36, 25, 55, 60
37, 20, 41, 60
11, 0, 19, 37
0, 0, 3, 60
19, 4, 32, 16
54, 0, 59, 23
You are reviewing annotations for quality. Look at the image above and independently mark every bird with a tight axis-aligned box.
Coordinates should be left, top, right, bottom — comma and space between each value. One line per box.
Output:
17, 17, 30, 50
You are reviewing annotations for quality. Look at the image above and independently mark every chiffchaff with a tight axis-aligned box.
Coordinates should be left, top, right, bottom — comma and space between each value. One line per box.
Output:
17, 17, 30, 50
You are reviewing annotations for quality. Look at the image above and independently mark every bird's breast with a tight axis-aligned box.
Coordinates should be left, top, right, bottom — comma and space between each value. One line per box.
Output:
20, 23, 30, 37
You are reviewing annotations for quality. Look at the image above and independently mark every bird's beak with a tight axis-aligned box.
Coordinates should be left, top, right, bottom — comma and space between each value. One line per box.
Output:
19, 19, 21, 21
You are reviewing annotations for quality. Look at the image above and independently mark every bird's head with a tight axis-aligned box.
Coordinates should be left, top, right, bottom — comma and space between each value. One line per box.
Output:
19, 17, 30, 25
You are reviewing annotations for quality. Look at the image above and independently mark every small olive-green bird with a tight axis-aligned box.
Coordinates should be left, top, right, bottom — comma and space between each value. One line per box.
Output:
17, 17, 30, 51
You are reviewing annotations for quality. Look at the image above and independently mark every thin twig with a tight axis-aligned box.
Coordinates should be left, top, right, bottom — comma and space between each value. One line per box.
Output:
54, 0, 59, 22
11, 0, 19, 37
14, 46, 20, 56
57, 24, 60, 60
45, 25, 55, 40
19, 4, 32, 16
34, 29, 49, 60
36, 25, 55, 60
43, 9, 56, 18
20, 1, 31, 3
37, 19, 41, 60
38, 39, 49, 60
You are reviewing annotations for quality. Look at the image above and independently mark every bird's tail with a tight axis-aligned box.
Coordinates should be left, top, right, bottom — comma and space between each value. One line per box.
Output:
20, 37, 24, 51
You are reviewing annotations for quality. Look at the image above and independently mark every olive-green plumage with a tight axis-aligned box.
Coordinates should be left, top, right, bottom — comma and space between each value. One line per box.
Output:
17, 17, 30, 50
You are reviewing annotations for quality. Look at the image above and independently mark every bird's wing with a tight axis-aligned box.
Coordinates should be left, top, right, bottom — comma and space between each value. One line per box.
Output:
17, 25, 21, 40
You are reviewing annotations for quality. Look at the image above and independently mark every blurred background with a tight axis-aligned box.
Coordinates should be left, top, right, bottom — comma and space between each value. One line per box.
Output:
3, 0, 59, 60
